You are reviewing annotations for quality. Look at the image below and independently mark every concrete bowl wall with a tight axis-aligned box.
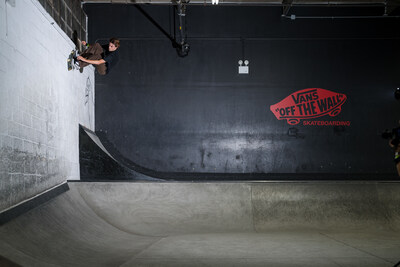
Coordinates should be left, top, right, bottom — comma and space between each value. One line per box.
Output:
75, 182, 400, 235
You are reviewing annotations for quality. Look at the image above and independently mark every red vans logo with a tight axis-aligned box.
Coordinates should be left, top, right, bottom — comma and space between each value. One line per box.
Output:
270, 88, 347, 125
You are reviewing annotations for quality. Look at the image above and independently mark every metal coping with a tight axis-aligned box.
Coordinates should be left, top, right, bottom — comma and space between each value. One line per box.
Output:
0, 183, 70, 226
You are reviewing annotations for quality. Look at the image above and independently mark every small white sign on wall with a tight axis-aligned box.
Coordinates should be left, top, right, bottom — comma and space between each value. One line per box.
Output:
238, 60, 249, 74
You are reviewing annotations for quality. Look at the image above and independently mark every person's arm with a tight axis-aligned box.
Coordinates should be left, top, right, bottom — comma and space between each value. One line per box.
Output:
77, 56, 105, 65
389, 139, 394, 148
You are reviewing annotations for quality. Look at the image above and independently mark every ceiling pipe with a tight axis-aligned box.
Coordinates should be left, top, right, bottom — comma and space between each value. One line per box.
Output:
283, 14, 400, 19
81, 0, 392, 6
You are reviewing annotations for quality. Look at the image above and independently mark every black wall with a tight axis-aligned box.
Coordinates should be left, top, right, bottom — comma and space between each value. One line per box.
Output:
85, 4, 400, 177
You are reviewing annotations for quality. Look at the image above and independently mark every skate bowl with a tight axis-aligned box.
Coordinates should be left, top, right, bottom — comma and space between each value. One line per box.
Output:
1, 181, 400, 266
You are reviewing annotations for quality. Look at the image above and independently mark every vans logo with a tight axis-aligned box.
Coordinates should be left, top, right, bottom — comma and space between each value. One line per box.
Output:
270, 88, 347, 125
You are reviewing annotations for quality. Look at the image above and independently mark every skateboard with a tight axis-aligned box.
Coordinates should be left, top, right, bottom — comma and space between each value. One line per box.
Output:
67, 50, 84, 73
68, 30, 85, 71
67, 50, 75, 71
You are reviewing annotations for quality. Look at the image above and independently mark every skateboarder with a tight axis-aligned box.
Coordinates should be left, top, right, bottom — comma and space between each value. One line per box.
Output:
389, 121, 400, 176
76, 37, 120, 75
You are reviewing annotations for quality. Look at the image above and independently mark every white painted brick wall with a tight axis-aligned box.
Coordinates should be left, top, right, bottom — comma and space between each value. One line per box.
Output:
0, 0, 95, 211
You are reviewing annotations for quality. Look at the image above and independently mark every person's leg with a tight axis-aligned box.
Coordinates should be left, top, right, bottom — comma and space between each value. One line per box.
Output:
78, 43, 104, 68
96, 63, 107, 75
80, 43, 103, 57
395, 147, 400, 176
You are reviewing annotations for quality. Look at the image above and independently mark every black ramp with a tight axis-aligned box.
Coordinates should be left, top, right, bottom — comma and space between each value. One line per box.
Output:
85, 4, 400, 178
79, 125, 161, 180
83, 125, 365, 180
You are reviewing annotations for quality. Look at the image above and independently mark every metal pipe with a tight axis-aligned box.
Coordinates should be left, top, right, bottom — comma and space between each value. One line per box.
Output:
82, 1, 390, 7
178, 1, 185, 45
283, 14, 400, 19
134, 5, 181, 48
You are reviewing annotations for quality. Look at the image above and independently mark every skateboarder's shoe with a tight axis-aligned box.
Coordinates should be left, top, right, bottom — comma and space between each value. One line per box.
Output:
72, 51, 81, 68
72, 50, 80, 62
71, 52, 84, 73
75, 62, 83, 73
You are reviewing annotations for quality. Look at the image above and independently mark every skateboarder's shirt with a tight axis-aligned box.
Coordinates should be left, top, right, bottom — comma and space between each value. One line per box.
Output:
101, 44, 120, 74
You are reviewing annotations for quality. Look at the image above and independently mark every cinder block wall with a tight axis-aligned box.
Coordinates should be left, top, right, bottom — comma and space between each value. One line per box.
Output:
0, 0, 95, 211
38, 0, 87, 43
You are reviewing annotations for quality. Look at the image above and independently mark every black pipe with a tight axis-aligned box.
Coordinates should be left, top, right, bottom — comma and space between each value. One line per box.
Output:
283, 14, 400, 19
134, 5, 181, 48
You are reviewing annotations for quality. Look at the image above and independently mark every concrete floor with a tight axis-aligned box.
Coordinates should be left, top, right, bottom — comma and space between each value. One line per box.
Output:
121, 231, 400, 267
0, 182, 399, 267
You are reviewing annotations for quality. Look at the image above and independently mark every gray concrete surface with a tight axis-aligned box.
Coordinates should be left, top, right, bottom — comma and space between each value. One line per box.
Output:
0, 181, 399, 266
